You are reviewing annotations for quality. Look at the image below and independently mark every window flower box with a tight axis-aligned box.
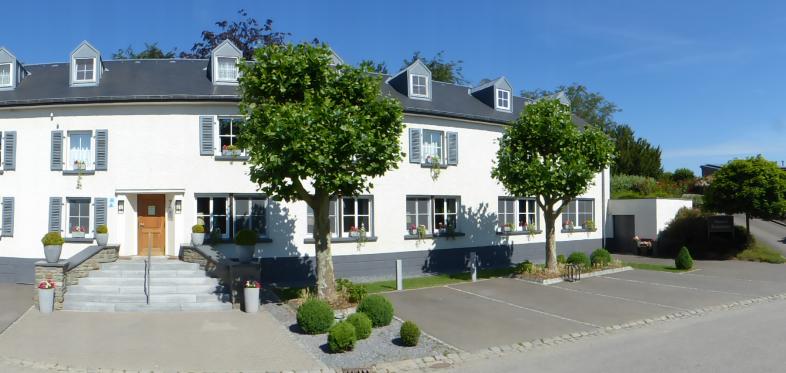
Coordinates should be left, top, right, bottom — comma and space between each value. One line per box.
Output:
221, 145, 242, 157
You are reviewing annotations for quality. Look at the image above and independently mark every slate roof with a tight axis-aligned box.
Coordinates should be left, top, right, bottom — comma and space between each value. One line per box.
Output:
0, 59, 587, 127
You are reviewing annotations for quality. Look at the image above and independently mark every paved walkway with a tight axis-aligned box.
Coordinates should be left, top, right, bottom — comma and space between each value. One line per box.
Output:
0, 283, 31, 333
0, 309, 326, 372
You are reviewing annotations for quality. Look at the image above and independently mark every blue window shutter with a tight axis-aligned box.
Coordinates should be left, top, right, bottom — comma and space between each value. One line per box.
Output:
409, 128, 422, 164
446, 131, 458, 165
48, 197, 62, 233
1, 197, 13, 237
94, 198, 107, 229
95, 129, 108, 171
199, 116, 214, 156
51, 131, 63, 171
3, 131, 16, 171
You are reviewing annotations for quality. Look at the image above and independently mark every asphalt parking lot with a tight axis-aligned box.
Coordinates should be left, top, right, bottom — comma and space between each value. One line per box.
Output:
0, 283, 31, 333
384, 262, 786, 352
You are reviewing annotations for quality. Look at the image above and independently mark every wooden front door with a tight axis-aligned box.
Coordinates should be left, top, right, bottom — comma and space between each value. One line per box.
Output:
138, 194, 166, 256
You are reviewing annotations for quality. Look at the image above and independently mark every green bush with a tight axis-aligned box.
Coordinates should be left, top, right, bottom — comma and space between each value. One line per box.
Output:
672, 168, 695, 182
346, 312, 372, 340
590, 248, 612, 267
235, 229, 257, 246
400, 321, 421, 347
357, 295, 394, 327
41, 232, 64, 246
327, 321, 356, 353
556, 254, 567, 264
296, 299, 334, 334
192, 224, 205, 233
611, 174, 658, 197
515, 260, 533, 274
657, 208, 751, 259
337, 278, 368, 303
675, 247, 694, 270
96, 225, 108, 234
566, 252, 590, 268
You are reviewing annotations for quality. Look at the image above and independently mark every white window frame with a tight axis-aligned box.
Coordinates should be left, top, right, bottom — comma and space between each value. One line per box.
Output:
406, 197, 431, 233
196, 195, 230, 240
421, 129, 444, 165
307, 196, 373, 238
216, 57, 239, 82
0, 63, 12, 87
66, 131, 94, 171
66, 197, 92, 239
497, 197, 538, 232
217, 116, 244, 155
563, 199, 594, 230
233, 195, 268, 238
410, 74, 429, 98
406, 196, 459, 235
496, 88, 511, 110
73, 58, 96, 83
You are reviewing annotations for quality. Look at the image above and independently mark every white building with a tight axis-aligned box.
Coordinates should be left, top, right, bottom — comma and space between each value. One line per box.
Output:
0, 40, 608, 284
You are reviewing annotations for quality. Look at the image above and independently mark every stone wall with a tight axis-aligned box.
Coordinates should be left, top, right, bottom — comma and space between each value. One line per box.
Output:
33, 246, 119, 310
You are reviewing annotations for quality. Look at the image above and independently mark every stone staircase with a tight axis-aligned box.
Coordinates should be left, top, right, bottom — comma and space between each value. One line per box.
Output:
62, 257, 231, 312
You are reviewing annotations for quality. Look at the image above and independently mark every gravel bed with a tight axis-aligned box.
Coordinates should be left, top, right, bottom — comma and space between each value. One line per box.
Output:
261, 291, 457, 370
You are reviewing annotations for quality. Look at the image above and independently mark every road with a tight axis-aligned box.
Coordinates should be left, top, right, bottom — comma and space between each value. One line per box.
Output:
733, 214, 786, 255
446, 298, 786, 373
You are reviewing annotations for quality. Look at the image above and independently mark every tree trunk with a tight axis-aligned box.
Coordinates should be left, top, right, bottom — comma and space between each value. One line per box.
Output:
312, 195, 337, 302
544, 210, 558, 273
745, 213, 750, 235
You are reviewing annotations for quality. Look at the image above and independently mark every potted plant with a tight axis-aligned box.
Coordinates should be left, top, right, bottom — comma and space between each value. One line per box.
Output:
348, 226, 359, 238
222, 144, 242, 157
243, 280, 261, 313
71, 225, 86, 238
408, 224, 418, 236
41, 232, 65, 263
416, 224, 427, 244
526, 223, 538, 237
502, 223, 514, 233
426, 155, 441, 180
95, 224, 109, 246
434, 222, 447, 236
38, 279, 56, 314
563, 219, 574, 232
233, 229, 257, 262
191, 224, 205, 246
583, 219, 597, 232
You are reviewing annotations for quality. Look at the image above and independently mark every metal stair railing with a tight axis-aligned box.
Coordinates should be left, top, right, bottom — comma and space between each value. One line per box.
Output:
144, 232, 152, 305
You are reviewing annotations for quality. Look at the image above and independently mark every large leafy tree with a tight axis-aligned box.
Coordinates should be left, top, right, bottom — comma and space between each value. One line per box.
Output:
238, 43, 405, 300
704, 155, 786, 234
181, 9, 289, 59
113, 43, 176, 59
492, 99, 615, 272
358, 59, 388, 74
402, 51, 467, 84
522, 84, 662, 178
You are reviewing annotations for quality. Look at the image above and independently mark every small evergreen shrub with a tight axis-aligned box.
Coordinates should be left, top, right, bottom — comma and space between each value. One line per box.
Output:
675, 247, 694, 270
296, 299, 334, 334
357, 295, 394, 327
590, 248, 612, 267
336, 278, 368, 303
235, 229, 257, 246
327, 321, 356, 353
400, 321, 421, 347
515, 260, 533, 274
96, 225, 109, 234
41, 232, 64, 246
346, 312, 372, 340
557, 254, 567, 264
566, 252, 590, 268
192, 224, 205, 233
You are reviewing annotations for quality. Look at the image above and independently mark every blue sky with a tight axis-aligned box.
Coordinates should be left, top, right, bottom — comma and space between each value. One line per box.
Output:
3, 0, 786, 173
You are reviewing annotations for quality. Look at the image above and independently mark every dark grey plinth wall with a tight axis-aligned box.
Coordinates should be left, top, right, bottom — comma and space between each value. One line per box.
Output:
0, 257, 39, 284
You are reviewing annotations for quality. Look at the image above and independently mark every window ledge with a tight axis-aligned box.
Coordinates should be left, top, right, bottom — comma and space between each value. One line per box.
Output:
403, 232, 466, 240
62, 170, 96, 175
214, 155, 250, 162
561, 229, 598, 233
496, 230, 542, 236
212, 237, 272, 244
64, 237, 94, 243
303, 236, 378, 244
419, 163, 450, 169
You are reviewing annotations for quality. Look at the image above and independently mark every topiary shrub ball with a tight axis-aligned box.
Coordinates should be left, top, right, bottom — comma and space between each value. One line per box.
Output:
327, 321, 356, 353
590, 248, 612, 267
346, 312, 372, 340
357, 294, 394, 327
557, 254, 567, 264
235, 229, 258, 246
675, 246, 694, 270
400, 320, 421, 347
566, 252, 591, 268
296, 299, 334, 334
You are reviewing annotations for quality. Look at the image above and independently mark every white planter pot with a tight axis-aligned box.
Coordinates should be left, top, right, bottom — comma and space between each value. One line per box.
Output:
43, 245, 62, 263
95, 233, 109, 246
243, 287, 260, 313
232, 245, 254, 262
38, 288, 54, 314
191, 233, 205, 246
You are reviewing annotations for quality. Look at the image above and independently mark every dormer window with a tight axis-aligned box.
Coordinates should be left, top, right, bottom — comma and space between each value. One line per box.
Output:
496, 89, 510, 111
217, 57, 238, 82
0, 63, 10, 87
74, 58, 95, 82
410, 74, 429, 98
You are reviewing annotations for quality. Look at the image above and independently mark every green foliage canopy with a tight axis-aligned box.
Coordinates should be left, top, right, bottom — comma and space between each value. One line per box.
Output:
113, 43, 176, 59
704, 156, 786, 222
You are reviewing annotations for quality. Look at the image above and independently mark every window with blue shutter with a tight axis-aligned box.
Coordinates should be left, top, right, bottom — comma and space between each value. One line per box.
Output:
51, 131, 63, 171
446, 131, 458, 165
1, 197, 13, 237
199, 116, 214, 156
408, 128, 421, 164
95, 129, 108, 171
48, 197, 62, 233
94, 198, 107, 229
2, 131, 15, 171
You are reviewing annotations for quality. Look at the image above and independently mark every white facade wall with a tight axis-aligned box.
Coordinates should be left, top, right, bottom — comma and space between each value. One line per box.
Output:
607, 198, 693, 239
0, 103, 609, 263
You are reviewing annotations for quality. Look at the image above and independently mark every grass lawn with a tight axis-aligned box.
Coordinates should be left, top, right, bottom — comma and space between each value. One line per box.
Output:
736, 244, 786, 264
625, 262, 688, 273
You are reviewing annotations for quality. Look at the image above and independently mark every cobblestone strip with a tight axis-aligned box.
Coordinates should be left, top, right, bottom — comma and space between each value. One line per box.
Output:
373, 292, 786, 372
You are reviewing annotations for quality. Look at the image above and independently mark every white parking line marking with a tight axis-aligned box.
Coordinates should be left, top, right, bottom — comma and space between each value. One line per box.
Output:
677, 271, 786, 285
600, 275, 754, 297
444, 285, 599, 328
551, 283, 689, 311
